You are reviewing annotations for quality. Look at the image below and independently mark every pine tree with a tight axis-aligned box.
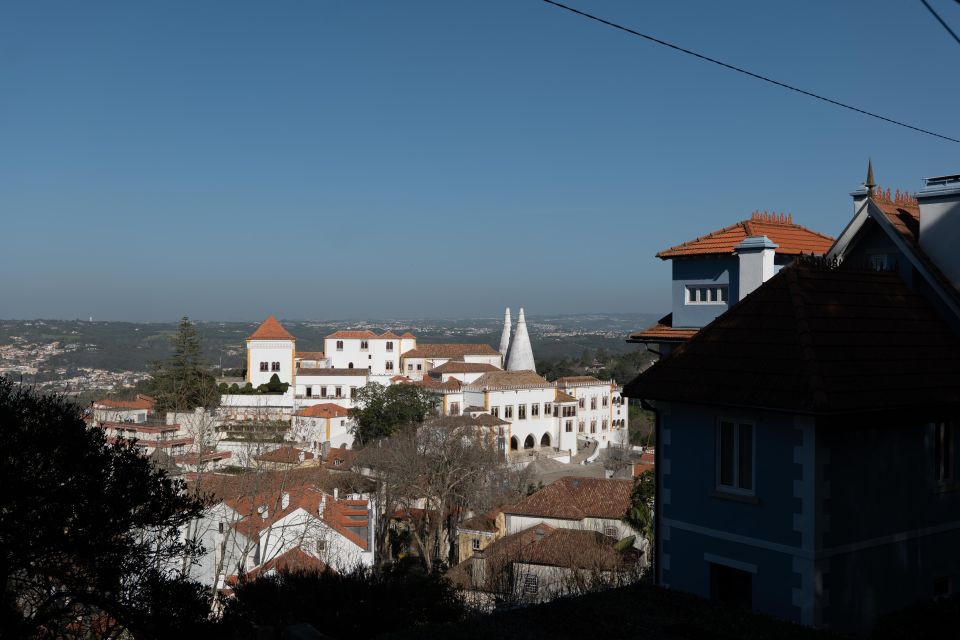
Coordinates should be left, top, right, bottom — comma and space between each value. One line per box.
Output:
151, 316, 219, 413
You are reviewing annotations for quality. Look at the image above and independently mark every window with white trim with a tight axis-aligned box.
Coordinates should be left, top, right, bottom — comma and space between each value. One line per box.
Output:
472, 538, 481, 551
686, 285, 729, 305
717, 420, 754, 493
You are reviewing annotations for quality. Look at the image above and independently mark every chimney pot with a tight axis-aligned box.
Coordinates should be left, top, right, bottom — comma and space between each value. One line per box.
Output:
734, 235, 779, 301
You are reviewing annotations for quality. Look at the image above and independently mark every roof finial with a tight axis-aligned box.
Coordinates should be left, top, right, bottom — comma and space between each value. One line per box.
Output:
865, 159, 876, 196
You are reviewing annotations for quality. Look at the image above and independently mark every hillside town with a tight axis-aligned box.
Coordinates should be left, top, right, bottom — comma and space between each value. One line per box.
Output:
5, 3, 960, 639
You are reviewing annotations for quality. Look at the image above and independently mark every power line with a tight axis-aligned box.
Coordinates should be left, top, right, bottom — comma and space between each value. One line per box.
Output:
920, 0, 960, 47
541, 0, 960, 144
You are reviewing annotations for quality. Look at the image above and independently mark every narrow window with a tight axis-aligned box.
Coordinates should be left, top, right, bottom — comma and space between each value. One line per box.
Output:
386, 341, 394, 351
565, 420, 573, 433
472, 538, 481, 551
718, 420, 754, 493
591, 397, 597, 410
490, 407, 499, 418
518, 404, 526, 420
935, 422, 954, 482
361, 340, 369, 350
386, 361, 394, 371
335, 387, 342, 398
336, 340, 344, 351
531, 403, 539, 417
504, 406, 513, 419
719, 421, 735, 487
260, 361, 268, 372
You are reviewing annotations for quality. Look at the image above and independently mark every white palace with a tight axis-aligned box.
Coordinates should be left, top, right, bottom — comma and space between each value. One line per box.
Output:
223, 309, 629, 459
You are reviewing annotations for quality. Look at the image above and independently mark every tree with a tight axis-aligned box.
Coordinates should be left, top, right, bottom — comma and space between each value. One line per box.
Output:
350, 382, 438, 446
0, 376, 212, 638
623, 469, 655, 572
151, 316, 220, 414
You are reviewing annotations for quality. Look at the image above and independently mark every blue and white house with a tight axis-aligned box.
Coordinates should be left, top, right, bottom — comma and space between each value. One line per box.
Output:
624, 167, 960, 632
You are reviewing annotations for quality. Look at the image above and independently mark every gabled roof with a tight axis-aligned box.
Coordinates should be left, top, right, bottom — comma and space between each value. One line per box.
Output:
400, 332, 417, 339
465, 370, 551, 390
554, 390, 577, 404
505, 476, 632, 520
326, 330, 378, 339
624, 261, 960, 416
249, 315, 296, 341
429, 361, 501, 374
93, 394, 155, 410
296, 403, 350, 419
627, 313, 700, 344
324, 448, 358, 471
414, 376, 462, 392
657, 211, 834, 259
401, 343, 500, 359
255, 446, 315, 464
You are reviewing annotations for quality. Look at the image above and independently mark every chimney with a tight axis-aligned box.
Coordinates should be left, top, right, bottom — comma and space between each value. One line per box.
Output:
498, 308, 512, 359
472, 549, 487, 589
318, 496, 326, 517
333, 487, 339, 501
281, 492, 290, 510
734, 236, 778, 301
918, 174, 960, 289
851, 159, 876, 214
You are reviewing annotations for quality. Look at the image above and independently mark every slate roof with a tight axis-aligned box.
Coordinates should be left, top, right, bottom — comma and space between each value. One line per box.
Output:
505, 476, 633, 520
624, 261, 960, 416
401, 343, 500, 359
657, 211, 834, 259
248, 315, 296, 341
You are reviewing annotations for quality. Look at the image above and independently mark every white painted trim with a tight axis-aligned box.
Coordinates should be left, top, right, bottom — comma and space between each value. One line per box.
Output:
704, 553, 757, 574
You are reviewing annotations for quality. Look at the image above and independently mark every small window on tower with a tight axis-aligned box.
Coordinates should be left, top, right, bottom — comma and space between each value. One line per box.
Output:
260, 362, 268, 372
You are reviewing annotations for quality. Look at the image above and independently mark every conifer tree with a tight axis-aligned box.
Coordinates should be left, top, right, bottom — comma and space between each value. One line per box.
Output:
151, 316, 219, 413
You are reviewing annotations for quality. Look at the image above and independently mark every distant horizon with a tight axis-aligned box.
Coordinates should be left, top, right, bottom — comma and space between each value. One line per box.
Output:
0, 310, 665, 325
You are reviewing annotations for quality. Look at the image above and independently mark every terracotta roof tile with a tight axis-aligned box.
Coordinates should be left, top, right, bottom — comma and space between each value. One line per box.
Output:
624, 261, 960, 416
401, 344, 500, 359
296, 403, 350, 418
296, 351, 325, 360
555, 376, 605, 386
465, 370, 551, 390
627, 313, 700, 343
429, 361, 501, 374
255, 446, 316, 464
248, 315, 296, 341
400, 332, 417, 339
296, 368, 368, 377
506, 477, 632, 520
93, 394, 155, 410
554, 390, 577, 403
657, 211, 833, 259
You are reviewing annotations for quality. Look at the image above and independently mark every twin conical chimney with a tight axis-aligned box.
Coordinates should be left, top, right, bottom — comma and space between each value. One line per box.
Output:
499, 308, 512, 359
505, 307, 536, 372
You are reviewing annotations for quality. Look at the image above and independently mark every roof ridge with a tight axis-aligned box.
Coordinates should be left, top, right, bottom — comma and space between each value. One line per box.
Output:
783, 266, 828, 410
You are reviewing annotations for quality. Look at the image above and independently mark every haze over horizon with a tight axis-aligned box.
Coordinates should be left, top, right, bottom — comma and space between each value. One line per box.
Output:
3, 1, 959, 321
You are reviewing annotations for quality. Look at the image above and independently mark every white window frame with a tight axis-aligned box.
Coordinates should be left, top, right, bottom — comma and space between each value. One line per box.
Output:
686, 285, 729, 305
716, 418, 756, 496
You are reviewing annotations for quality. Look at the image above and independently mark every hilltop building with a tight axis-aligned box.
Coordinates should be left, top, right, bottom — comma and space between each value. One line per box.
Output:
628, 211, 833, 355
227, 309, 627, 457
624, 166, 960, 632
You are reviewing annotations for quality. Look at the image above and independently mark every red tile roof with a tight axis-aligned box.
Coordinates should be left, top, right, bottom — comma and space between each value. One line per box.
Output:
241, 547, 327, 581
401, 344, 500, 359
255, 446, 316, 464
93, 394, 155, 410
326, 330, 378, 339
555, 376, 605, 387
624, 261, 960, 416
429, 361, 501, 374
400, 332, 417, 339
248, 315, 296, 341
627, 313, 700, 344
296, 403, 350, 418
506, 477, 632, 520
296, 351, 325, 360
657, 211, 834, 259
323, 448, 358, 471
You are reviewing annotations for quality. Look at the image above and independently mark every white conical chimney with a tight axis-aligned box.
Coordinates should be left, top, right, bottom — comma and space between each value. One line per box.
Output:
498, 308, 512, 360
505, 308, 535, 372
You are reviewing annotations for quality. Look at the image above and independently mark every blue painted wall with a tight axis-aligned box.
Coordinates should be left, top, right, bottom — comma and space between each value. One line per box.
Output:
671, 258, 737, 328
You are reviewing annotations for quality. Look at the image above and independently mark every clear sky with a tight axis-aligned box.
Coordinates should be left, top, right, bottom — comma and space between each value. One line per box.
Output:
2, 0, 959, 321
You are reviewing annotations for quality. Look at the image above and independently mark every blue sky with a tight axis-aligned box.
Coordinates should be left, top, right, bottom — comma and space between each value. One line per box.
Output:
2, 0, 959, 321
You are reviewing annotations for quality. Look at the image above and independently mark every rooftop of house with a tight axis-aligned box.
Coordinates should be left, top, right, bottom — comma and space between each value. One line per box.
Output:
325, 329, 413, 340
296, 351, 325, 361
414, 376, 462, 392
401, 343, 500, 359
237, 547, 327, 583
248, 315, 296, 341
464, 370, 551, 391
323, 447, 358, 471
255, 446, 316, 465
429, 361, 502, 374
459, 508, 505, 533
624, 260, 960, 417
554, 376, 606, 387
93, 394, 155, 410
296, 367, 369, 377
627, 313, 701, 344
296, 403, 350, 419
656, 211, 834, 259
446, 523, 639, 592
554, 390, 577, 404
505, 476, 633, 521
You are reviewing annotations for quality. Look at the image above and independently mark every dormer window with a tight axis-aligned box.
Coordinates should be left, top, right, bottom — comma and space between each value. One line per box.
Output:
686, 285, 728, 305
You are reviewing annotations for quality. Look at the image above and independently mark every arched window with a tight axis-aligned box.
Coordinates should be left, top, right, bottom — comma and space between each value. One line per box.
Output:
348, 362, 354, 369
510, 436, 519, 451
540, 433, 551, 448
523, 435, 535, 449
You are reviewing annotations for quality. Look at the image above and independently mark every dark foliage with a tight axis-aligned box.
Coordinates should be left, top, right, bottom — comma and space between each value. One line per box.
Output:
221, 562, 465, 639
350, 383, 439, 446
0, 376, 212, 638
150, 316, 220, 413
